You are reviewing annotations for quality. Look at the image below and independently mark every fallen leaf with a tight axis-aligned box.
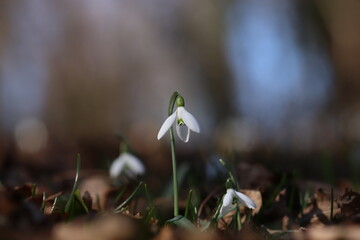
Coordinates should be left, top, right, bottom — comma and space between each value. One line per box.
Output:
301, 188, 340, 227
336, 189, 360, 221
79, 175, 110, 210
52, 214, 148, 240
241, 189, 262, 215
294, 225, 360, 240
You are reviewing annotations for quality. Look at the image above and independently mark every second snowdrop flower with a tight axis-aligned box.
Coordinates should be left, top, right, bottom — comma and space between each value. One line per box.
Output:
110, 143, 145, 179
220, 188, 257, 216
157, 95, 200, 142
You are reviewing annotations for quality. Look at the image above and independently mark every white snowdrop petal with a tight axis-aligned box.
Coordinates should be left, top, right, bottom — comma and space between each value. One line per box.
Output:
180, 107, 200, 133
220, 203, 236, 217
157, 112, 177, 140
235, 191, 257, 209
222, 189, 234, 206
109, 156, 126, 178
123, 153, 145, 175
176, 123, 190, 142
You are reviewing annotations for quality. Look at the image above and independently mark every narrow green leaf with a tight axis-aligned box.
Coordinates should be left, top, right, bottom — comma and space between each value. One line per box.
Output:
74, 189, 89, 213
50, 197, 58, 214
114, 187, 127, 203
144, 206, 156, 224
245, 208, 253, 224
184, 189, 193, 219
32, 183, 37, 198
300, 187, 310, 214
143, 184, 159, 224
53, 195, 68, 213
185, 189, 197, 223
330, 187, 334, 222
264, 173, 287, 208
166, 215, 195, 230
144, 183, 153, 205
162, 163, 189, 197
65, 190, 89, 220
114, 181, 144, 213
200, 221, 211, 231
65, 154, 81, 213
40, 192, 46, 213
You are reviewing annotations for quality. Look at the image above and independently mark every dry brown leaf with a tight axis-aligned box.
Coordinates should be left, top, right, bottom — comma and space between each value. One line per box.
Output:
301, 188, 340, 227
294, 225, 360, 240
241, 189, 262, 215
13, 182, 34, 199
79, 175, 110, 210
182, 228, 218, 240
0, 185, 17, 215
281, 215, 300, 231
52, 214, 146, 240
154, 226, 218, 240
46, 192, 63, 201
337, 189, 360, 220
217, 209, 235, 230
152, 226, 175, 240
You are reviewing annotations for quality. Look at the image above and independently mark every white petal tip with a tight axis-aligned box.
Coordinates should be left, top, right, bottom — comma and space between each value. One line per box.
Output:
180, 107, 200, 134
157, 112, 177, 141
246, 200, 257, 209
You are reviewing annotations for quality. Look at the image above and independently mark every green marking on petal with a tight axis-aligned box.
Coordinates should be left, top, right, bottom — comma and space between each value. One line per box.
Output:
177, 118, 185, 126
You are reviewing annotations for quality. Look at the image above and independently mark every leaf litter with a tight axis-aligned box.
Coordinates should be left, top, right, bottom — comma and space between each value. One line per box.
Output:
0, 159, 360, 240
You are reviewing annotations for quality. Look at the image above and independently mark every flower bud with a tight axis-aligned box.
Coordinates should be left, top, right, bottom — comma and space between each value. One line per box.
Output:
225, 178, 235, 189
176, 95, 185, 107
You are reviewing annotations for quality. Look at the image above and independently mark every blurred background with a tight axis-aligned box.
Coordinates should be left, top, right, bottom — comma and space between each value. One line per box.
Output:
0, 0, 360, 191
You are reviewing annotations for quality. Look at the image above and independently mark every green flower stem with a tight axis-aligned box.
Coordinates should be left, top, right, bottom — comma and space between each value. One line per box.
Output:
219, 159, 239, 190
236, 208, 242, 231
169, 91, 179, 217
330, 187, 334, 222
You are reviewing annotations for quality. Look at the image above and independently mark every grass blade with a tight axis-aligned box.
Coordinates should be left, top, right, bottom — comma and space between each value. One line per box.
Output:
114, 181, 144, 213
184, 189, 193, 220
40, 192, 46, 213
32, 183, 37, 198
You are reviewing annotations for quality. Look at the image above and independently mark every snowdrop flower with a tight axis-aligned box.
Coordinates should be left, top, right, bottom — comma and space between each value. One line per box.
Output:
109, 152, 145, 179
220, 188, 256, 216
157, 96, 200, 142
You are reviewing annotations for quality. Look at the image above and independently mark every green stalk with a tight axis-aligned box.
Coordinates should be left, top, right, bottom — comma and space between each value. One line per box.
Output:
169, 91, 179, 217
40, 192, 46, 213
236, 208, 242, 231
330, 187, 334, 222
219, 159, 239, 190
184, 189, 193, 220
32, 183, 37, 198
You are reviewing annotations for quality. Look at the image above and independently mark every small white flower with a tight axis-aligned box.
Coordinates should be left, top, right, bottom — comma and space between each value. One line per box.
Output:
109, 152, 145, 178
157, 106, 200, 142
220, 188, 256, 216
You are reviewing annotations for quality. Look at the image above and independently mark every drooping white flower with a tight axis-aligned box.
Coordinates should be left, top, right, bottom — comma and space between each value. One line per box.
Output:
157, 106, 200, 142
109, 152, 145, 178
220, 188, 256, 216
